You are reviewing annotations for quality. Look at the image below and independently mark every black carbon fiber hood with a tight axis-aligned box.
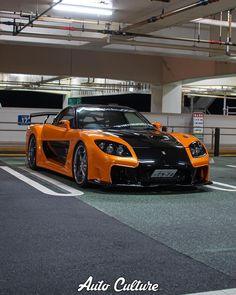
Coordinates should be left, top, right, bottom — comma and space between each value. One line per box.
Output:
106, 129, 190, 166
107, 129, 182, 148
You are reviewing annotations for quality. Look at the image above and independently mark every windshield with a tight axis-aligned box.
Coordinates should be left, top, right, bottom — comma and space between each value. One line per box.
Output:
77, 108, 154, 130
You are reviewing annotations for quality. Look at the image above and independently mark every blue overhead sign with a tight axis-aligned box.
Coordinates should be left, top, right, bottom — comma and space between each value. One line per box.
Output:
18, 115, 31, 126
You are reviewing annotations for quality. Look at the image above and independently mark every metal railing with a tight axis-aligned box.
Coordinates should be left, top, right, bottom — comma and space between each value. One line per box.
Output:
226, 106, 236, 115
162, 125, 236, 156
0, 121, 28, 132
0, 122, 236, 156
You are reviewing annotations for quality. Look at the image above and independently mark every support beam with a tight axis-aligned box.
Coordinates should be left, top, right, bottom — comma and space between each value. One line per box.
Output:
123, 0, 220, 33
1, 44, 236, 85
122, 0, 236, 34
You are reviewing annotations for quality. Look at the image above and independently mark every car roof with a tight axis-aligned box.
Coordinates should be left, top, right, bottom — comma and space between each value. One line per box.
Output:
73, 104, 134, 111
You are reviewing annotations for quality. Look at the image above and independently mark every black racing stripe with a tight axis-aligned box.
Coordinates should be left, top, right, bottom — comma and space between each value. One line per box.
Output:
105, 129, 190, 166
106, 129, 183, 149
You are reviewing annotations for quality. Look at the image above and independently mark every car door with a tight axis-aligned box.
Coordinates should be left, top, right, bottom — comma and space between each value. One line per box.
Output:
41, 107, 76, 165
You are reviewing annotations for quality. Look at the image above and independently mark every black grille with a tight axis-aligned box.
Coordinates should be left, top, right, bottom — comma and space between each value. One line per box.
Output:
111, 164, 207, 186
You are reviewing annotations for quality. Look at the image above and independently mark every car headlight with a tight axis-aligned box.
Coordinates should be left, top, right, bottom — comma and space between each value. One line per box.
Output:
189, 141, 206, 158
95, 140, 131, 157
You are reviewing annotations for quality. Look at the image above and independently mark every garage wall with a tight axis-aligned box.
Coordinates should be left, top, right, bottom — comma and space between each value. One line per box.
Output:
1, 108, 236, 148
0, 107, 60, 144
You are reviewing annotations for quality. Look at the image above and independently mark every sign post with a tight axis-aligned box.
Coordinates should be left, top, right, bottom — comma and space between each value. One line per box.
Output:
193, 112, 204, 140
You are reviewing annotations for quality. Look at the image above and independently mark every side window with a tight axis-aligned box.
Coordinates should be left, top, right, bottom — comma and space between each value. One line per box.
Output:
53, 108, 76, 128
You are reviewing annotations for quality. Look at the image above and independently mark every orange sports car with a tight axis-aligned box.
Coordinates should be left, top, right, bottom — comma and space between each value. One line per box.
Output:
26, 105, 210, 187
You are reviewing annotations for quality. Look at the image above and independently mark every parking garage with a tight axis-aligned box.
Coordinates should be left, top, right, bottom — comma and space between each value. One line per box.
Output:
1, 1, 236, 295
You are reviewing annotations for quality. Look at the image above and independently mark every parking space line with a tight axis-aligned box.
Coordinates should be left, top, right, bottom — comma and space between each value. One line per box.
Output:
20, 166, 83, 196
183, 288, 236, 295
0, 166, 83, 197
226, 165, 236, 169
207, 185, 236, 192
206, 181, 236, 192
213, 181, 236, 189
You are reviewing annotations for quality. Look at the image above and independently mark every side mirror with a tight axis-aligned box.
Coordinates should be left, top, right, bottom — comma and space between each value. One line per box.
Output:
58, 120, 70, 130
152, 122, 162, 131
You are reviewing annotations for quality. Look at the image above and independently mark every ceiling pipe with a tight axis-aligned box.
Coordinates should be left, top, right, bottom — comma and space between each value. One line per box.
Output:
0, 78, 148, 89
111, 38, 233, 54
13, 0, 63, 36
112, 30, 236, 47
1, 8, 236, 54
183, 93, 236, 99
3, 19, 236, 48
1, 29, 235, 56
122, 0, 219, 32
226, 10, 233, 56
24, 76, 69, 88
1, 24, 234, 56
0, 82, 146, 92
33, 21, 236, 48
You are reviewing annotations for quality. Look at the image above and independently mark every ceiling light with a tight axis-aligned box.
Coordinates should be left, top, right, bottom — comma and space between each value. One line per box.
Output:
129, 87, 134, 92
10, 74, 28, 78
192, 18, 236, 28
54, 4, 113, 16
53, 0, 112, 9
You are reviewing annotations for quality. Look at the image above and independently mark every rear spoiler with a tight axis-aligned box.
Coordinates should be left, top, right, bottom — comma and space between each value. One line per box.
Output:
30, 112, 58, 124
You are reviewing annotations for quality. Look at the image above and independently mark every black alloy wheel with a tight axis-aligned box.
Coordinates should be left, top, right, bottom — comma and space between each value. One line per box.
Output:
27, 135, 37, 170
73, 142, 88, 187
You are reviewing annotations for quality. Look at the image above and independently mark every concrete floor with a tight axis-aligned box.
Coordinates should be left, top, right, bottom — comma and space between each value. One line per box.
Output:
0, 156, 236, 295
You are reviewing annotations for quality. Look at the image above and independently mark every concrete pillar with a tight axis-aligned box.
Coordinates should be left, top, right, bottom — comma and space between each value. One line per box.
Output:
162, 83, 182, 114
151, 86, 163, 113
63, 93, 70, 108
151, 83, 182, 114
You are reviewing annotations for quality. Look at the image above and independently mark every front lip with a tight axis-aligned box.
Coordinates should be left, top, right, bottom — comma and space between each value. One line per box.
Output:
91, 180, 212, 188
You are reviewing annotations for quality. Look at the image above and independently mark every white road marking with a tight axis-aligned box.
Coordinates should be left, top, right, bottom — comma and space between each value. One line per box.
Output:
206, 165, 236, 191
209, 158, 215, 164
207, 185, 236, 192
206, 181, 236, 192
227, 165, 236, 168
21, 166, 83, 196
0, 166, 83, 196
183, 288, 236, 295
213, 181, 236, 189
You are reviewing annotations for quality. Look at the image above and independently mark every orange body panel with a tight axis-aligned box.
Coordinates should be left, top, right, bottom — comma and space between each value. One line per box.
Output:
168, 132, 210, 181
26, 124, 139, 184
26, 123, 210, 185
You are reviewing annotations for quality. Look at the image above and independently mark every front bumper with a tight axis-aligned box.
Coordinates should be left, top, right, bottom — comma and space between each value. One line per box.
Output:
110, 163, 209, 187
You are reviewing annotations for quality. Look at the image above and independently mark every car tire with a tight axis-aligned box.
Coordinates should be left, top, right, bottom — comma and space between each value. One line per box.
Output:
73, 142, 89, 187
27, 135, 38, 170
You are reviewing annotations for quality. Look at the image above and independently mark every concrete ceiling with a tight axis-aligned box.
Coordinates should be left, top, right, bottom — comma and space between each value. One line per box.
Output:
0, 0, 235, 56
0, 0, 236, 93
